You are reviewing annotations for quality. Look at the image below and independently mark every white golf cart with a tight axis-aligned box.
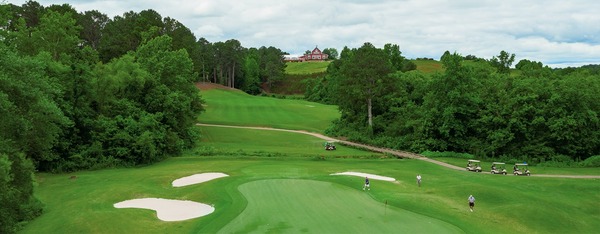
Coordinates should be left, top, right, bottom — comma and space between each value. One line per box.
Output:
324, 142, 336, 151
466, 159, 482, 172
490, 162, 507, 175
512, 163, 531, 176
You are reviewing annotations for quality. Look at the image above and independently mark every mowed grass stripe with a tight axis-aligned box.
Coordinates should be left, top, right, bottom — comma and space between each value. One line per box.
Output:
199, 89, 339, 133
218, 179, 463, 234
196, 125, 381, 157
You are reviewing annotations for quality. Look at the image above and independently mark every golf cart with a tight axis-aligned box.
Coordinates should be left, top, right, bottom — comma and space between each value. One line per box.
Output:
466, 160, 482, 172
324, 142, 336, 151
490, 162, 507, 175
513, 163, 531, 176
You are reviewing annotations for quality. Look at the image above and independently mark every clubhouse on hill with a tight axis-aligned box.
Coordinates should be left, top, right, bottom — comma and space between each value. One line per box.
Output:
284, 46, 329, 62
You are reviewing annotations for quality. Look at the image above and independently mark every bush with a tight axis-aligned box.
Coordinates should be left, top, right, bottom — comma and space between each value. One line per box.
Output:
580, 155, 600, 167
537, 154, 576, 168
0, 153, 43, 233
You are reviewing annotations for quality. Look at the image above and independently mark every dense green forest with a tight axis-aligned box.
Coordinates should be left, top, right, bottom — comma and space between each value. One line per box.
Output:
0, 1, 290, 232
306, 45, 600, 166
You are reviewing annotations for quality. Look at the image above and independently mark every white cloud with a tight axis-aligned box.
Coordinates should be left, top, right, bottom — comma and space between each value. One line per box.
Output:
195, 25, 224, 39
6, 0, 600, 67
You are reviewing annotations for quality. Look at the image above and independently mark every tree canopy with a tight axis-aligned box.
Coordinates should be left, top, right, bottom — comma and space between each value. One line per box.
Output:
315, 48, 600, 164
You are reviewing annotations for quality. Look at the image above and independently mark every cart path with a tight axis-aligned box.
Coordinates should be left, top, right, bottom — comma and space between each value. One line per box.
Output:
196, 123, 600, 179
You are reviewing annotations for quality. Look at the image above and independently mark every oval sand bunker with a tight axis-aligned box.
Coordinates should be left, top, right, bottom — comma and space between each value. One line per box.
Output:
331, 172, 396, 181
114, 198, 214, 221
172, 172, 229, 187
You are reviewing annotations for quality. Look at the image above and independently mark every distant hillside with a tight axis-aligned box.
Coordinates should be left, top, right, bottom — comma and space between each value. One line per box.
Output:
277, 60, 447, 94
285, 59, 446, 75
285, 61, 331, 74
270, 61, 331, 94
412, 59, 444, 73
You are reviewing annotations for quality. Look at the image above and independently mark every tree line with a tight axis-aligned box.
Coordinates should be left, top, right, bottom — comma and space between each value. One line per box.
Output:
307, 43, 599, 165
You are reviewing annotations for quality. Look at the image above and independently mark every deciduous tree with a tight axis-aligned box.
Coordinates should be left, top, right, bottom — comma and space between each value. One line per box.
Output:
322, 47, 338, 59
338, 42, 393, 129
490, 50, 515, 74
78, 10, 109, 50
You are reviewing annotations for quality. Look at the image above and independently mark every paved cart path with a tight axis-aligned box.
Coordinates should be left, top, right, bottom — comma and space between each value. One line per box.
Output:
197, 123, 600, 179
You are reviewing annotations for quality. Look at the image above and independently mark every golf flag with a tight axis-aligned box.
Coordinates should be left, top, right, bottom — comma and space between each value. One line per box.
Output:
384, 200, 388, 216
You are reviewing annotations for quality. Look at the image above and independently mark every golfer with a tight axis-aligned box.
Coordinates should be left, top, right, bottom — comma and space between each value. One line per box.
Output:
416, 174, 422, 187
363, 177, 370, 190
468, 195, 475, 212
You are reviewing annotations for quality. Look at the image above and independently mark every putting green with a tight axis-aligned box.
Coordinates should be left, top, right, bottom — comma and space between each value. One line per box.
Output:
218, 179, 463, 233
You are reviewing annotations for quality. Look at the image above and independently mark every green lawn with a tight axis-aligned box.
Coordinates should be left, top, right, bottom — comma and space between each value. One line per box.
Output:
198, 88, 339, 133
285, 61, 330, 74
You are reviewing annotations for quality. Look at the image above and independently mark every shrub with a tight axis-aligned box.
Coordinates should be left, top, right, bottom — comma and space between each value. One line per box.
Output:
579, 155, 600, 167
537, 155, 576, 168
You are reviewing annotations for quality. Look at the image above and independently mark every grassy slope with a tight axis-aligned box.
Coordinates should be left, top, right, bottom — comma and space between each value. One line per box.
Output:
272, 61, 330, 94
412, 59, 444, 73
198, 88, 339, 133
285, 61, 330, 74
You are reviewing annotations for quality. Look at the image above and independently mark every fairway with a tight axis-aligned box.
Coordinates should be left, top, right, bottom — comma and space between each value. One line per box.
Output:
195, 125, 381, 158
198, 88, 339, 133
219, 179, 462, 233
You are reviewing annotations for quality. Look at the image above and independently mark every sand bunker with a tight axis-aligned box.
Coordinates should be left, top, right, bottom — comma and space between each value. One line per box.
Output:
331, 172, 396, 181
172, 172, 229, 187
114, 198, 214, 221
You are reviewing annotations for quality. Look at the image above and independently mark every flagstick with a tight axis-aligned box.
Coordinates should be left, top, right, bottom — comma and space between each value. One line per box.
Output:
384, 200, 387, 217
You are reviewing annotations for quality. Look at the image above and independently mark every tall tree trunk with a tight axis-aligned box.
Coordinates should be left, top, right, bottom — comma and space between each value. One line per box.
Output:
219, 66, 223, 85
367, 96, 373, 127
232, 63, 236, 88
212, 67, 217, 83
367, 88, 373, 127
202, 64, 207, 82
227, 66, 232, 87
367, 97, 373, 127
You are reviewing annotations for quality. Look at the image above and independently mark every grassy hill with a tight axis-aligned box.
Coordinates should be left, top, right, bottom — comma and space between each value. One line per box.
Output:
285, 61, 331, 74
278, 60, 449, 94
197, 88, 339, 133
271, 61, 331, 94
276, 59, 445, 94
412, 59, 444, 73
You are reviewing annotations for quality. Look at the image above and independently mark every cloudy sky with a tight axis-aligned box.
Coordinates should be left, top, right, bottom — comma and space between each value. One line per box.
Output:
7, 0, 600, 67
